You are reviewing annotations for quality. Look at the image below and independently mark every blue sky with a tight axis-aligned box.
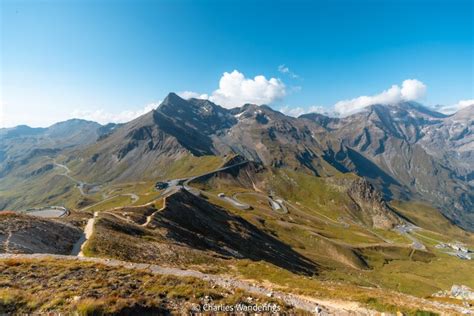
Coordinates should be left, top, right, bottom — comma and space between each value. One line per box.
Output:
1, 0, 473, 127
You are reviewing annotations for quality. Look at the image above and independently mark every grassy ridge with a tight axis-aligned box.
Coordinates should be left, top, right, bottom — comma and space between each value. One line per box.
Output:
0, 258, 289, 314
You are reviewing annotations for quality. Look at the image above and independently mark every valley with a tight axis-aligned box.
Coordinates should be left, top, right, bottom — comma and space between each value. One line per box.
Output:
1, 94, 473, 314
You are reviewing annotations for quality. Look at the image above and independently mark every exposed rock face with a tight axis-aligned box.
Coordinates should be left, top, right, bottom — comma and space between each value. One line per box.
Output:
433, 284, 474, 300
219, 104, 332, 175
28, 163, 54, 177
0, 213, 82, 254
347, 179, 402, 229
420, 105, 473, 175
304, 103, 473, 231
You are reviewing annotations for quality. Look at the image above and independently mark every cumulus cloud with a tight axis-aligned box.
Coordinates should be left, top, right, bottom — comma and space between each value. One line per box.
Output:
334, 79, 427, 116
278, 64, 299, 79
72, 103, 159, 124
180, 70, 286, 109
211, 70, 286, 108
401, 79, 427, 100
433, 99, 474, 114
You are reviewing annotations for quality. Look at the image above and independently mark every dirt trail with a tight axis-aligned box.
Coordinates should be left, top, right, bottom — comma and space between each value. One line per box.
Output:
37, 160, 464, 314
70, 212, 97, 257
4, 231, 12, 253
103, 212, 136, 224
1, 253, 468, 315
142, 196, 168, 227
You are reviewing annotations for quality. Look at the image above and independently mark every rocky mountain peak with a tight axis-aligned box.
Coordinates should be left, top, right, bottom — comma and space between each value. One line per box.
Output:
161, 92, 184, 104
299, 113, 339, 129
156, 93, 236, 133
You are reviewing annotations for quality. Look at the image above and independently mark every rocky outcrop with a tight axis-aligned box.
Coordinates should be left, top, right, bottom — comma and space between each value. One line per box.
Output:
347, 179, 402, 229
433, 284, 474, 300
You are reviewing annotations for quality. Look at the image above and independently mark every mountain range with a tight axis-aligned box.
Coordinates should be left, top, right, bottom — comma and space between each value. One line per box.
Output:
2, 92, 471, 230
2, 92, 474, 314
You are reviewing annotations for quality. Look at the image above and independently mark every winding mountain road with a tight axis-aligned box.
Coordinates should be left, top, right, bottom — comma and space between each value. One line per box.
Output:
53, 161, 89, 196
5, 160, 467, 314
233, 192, 288, 214
218, 193, 251, 209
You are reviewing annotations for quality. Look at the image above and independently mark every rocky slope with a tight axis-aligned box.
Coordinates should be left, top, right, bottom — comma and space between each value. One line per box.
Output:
420, 105, 473, 178
69, 109, 191, 182
87, 189, 318, 274
218, 104, 336, 176
0, 212, 82, 254
346, 178, 403, 229
70, 93, 337, 183
303, 102, 473, 230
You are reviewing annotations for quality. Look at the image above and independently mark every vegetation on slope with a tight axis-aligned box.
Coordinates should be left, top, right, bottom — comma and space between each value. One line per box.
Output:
0, 257, 290, 315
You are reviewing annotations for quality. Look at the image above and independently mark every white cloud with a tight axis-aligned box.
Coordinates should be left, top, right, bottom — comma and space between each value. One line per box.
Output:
211, 70, 286, 108
279, 105, 306, 117
433, 99, 474, 114
178, 91, 209, 100
72, 103, 159, 125
278, 64, 299, 79
307, 105, 332, 115
279, 105, 330, 117
181, 70, 286, 109
334, 79, 427, 116
401, 79, 427, 100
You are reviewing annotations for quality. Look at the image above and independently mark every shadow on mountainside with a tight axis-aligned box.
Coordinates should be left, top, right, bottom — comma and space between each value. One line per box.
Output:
324, 147, 410, 201
151, 189, 318, 275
